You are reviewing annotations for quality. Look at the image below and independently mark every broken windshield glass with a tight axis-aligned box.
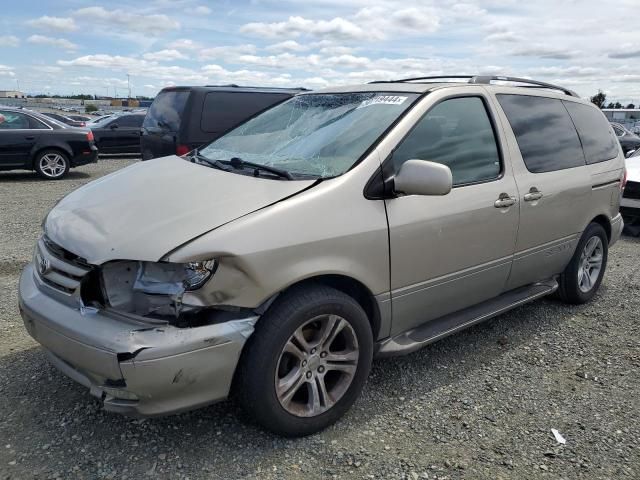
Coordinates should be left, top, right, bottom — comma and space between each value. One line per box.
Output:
199, 92, 419, 179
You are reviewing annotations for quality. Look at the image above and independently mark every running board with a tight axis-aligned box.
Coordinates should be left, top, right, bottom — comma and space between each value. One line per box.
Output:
375, 279, 558, 358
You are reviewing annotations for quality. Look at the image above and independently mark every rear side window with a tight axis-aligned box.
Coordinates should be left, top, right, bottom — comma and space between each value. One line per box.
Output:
392, 96, 501, 186
201, 92, 291, 134
497, 94, 585, 173
28, 116, 48, 129
118, 115, 144, 127
563, 101, 619, 164
143, 90, 189, 131
612, 125, 624, 137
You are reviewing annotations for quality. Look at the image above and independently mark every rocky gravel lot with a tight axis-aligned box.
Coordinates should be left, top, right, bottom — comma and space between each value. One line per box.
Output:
1, 158, 639, 480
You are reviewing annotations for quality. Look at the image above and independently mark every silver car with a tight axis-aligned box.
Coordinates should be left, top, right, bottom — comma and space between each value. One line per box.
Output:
19, 76, 625, 436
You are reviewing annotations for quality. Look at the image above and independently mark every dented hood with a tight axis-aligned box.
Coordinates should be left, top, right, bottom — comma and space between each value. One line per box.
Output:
45, 156, 315, 264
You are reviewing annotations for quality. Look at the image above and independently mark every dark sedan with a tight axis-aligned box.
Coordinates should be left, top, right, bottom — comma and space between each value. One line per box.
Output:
0, 107, 98, 179
90, 113, 144, 154
41, 111, 86, 127
611, 122, 640, 155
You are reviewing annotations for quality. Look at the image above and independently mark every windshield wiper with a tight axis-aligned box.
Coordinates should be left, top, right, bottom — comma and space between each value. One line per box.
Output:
189, 149, 232, 172
229, 157, 293, 180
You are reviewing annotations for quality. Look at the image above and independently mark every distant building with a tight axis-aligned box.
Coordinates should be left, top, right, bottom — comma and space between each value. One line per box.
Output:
602, 108, 640, 123
0, 90, 25, 98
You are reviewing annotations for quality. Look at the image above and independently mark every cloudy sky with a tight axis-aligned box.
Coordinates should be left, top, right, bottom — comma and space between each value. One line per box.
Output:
1, 0, 640, 102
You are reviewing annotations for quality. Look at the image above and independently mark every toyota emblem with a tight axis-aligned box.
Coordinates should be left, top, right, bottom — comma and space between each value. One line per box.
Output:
38, 256, 51, 276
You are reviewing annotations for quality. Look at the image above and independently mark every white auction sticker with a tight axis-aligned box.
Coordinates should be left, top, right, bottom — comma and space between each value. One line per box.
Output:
357, 95, 408, 109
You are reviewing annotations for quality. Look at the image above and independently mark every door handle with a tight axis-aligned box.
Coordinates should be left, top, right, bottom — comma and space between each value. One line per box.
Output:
523, 187, 543, 202
494, 193, 516, 208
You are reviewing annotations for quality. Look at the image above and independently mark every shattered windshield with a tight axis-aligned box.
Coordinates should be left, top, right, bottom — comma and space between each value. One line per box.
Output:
199, 92, 419, 179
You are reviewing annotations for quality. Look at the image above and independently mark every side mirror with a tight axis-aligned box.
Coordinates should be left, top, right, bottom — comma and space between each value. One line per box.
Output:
626, 149, 636, 158
109, 123, 119, 130
394, 159, 452, 196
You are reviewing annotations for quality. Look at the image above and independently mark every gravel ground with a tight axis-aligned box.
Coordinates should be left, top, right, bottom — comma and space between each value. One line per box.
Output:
0, 158, 639, 480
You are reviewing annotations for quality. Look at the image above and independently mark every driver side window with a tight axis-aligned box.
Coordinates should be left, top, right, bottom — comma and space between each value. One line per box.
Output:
0, 111, 30, 130
392, 97, 501, 186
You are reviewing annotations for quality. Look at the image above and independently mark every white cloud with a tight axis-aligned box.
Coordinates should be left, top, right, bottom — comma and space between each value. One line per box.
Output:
241, 15, 371, 41
198, 44, 257, 61
58, 54, 207, 84
609, 49, 640, 59
27, 35, 78, 51
527, 66, 601, 78
0, 64, 15, 77
143, 49, 188, 62
325, 54, 370, 69
0, 35, 19, 47
510, 45, 580, 60
27, 15, 77, 32
74, 7, 180, 34
354, 6, 440, 34
241, 5, 441, 43
188, 5, 211, 15
12, 0, 640, 102
167, 38, 201, 51
58, 54, 152, 70
265, 40, 309, 53
31, 65, 62, 73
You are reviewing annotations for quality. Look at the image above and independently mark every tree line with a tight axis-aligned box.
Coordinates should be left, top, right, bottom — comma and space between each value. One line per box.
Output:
590, 91, 636, 109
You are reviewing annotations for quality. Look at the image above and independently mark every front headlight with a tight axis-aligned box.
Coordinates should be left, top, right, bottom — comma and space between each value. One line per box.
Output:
134, 260, 218, 294
100, 259, 217, 318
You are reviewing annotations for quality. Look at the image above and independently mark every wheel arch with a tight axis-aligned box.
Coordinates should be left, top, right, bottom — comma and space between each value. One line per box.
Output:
31, 145, 72, 169
272, 274, 383, 341
590, 214, 611, 241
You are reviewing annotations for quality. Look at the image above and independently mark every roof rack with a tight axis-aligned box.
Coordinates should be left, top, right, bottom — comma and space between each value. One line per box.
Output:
369, 75, 579, 97
203, 84, 309, 91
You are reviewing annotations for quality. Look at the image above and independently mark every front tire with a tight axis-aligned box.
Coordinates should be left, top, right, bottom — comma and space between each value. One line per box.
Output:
34, 149, 70, 180
557, 222, 608, 304
237, 284, 373, 437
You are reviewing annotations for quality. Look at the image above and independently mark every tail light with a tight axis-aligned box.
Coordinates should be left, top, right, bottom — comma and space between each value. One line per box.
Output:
86, 130, 94, 142
176, 144, 190, 156
621, 168, 627, 192
79, 122, 85, 127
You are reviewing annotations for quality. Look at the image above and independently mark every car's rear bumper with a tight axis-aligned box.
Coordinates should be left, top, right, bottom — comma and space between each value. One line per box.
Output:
610, 212, 624, 245
71, 145, 98, 167
620, 200, 640, 235
19, 263, 257, 417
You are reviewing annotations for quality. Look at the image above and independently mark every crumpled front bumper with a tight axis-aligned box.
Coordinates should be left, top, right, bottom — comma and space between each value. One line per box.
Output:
19, 263, 257, 417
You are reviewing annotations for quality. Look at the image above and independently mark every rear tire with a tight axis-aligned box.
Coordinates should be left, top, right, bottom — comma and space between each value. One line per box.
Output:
34, 149, 70, 180
236, 284, 373, 437
557, 222, 608, 304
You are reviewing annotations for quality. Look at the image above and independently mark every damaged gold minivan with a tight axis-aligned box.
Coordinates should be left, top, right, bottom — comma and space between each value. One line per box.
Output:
19, 76, 625, 436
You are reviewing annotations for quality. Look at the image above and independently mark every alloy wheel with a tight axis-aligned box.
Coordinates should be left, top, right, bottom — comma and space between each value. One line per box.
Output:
577, 236, 603, 293
39, 153, 67, 178
275, 314, 359, 417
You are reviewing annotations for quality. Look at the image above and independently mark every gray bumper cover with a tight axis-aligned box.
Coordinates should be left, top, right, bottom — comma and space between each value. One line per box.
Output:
610, 213, 624, 246
19, 263, 257, 417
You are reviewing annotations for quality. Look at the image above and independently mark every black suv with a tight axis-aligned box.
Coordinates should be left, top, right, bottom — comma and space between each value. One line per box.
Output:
90, 113, 146, 155
0, 107, 97, 179
140, 85, 306, 160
